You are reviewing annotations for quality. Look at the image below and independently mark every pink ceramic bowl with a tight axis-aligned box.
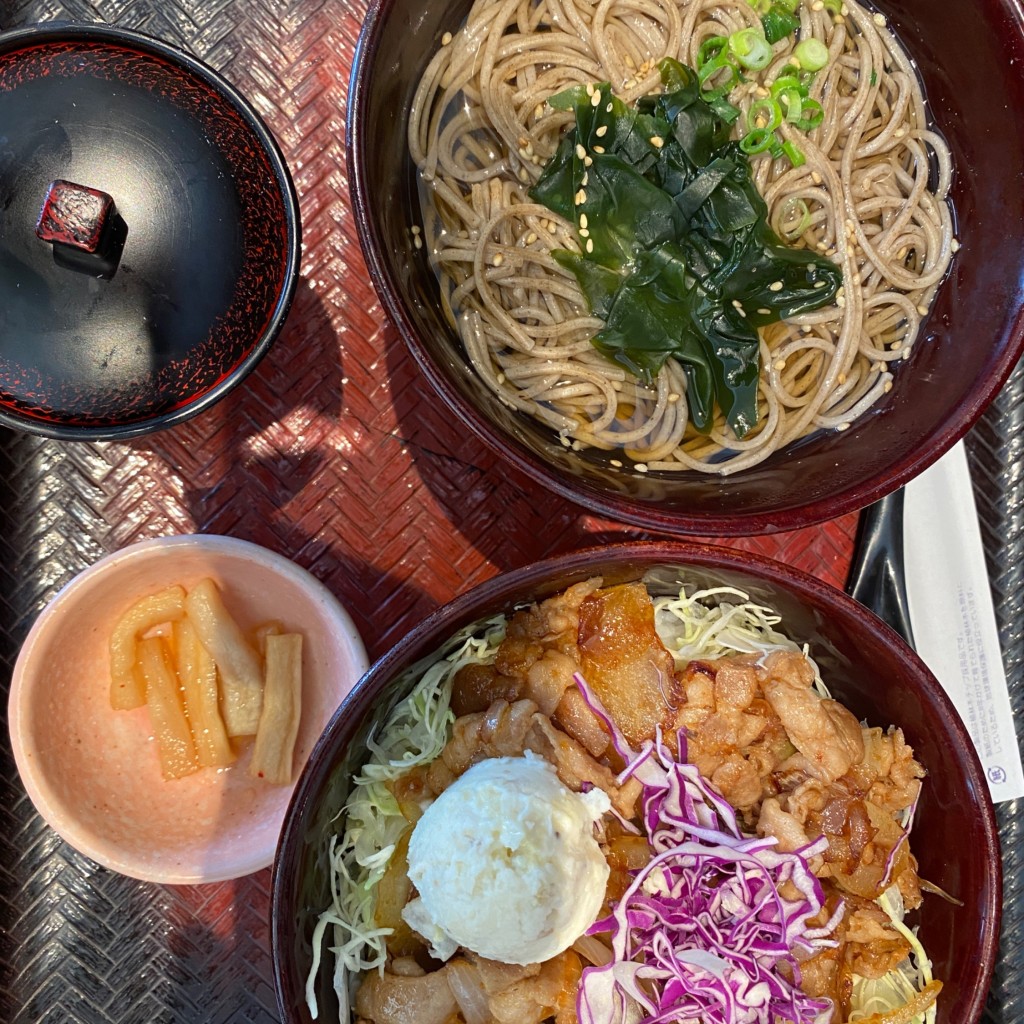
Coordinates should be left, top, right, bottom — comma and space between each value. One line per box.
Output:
8, 534, 368, 885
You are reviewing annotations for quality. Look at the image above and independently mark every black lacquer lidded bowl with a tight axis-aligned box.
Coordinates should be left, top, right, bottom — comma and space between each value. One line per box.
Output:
0, 23, 301, 439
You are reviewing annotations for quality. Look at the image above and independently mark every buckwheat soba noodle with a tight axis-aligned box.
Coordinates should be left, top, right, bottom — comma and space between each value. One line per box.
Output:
408, 0, 954, 474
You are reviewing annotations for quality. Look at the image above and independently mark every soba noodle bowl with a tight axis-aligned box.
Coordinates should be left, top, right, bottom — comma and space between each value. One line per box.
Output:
409, 0, 954, 474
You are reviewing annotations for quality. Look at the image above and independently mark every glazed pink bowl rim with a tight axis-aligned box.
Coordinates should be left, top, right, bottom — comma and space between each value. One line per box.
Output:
8, 533, 369, 884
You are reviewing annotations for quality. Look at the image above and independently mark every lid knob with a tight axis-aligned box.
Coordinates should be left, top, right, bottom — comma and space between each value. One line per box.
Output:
35, 180, 127, 278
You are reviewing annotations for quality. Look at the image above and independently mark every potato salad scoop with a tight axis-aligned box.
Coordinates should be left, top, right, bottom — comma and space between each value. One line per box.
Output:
402, 753, 610, 964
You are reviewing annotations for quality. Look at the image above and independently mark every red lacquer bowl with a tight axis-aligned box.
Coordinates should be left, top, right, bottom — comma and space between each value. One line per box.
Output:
347, 0, 1024, 535
271, 542, 1001, 1024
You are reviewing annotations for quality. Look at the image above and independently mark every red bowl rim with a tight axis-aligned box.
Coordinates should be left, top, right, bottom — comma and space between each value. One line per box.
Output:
345, 0, 1024, 536
271, 539, 1002, 1023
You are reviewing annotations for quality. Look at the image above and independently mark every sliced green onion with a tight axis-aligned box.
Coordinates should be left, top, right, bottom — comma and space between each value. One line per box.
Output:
779, 197, 812, 240
729, 27, 772, 70
793, 97, 824, 131
781, 139, 806, 166
794, 38, 829, 71
770, 74, 805, 99
697, 35, 729, 68
740, 127, 776, 154
748, 96, 783, 133
776, 87, 804, 122
699, 55, 741, 92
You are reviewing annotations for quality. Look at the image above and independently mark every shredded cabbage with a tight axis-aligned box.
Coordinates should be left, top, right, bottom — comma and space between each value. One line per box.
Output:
305, 619, 506, 1021
654, 586, 829, 696
846, 887, 937, 1024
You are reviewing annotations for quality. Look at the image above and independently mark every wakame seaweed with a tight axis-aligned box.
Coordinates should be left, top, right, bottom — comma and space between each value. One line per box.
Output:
529, 58, 840, 438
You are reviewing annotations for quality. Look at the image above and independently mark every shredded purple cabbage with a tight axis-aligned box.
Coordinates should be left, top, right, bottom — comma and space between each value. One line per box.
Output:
573, 674, 841, 1024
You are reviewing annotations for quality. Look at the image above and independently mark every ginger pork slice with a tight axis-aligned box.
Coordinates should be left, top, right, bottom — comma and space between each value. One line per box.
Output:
577, 582, 678, 747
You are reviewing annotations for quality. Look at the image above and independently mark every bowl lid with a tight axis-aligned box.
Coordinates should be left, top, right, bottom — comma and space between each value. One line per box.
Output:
0, 24, 300, 439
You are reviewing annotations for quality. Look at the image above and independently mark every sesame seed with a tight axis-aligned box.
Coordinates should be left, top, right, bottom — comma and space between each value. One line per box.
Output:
732, 299, 742, 308
774, 359, 786, 371
635, 463, 649, 473
757, 86, 770, 97
897, 247, 908, 259
584, 155, 593, 167
591, 90, 602, 107
758, 308, 771, 315
579, 228, 589, 238
606, 103, 613, 113
884, 380, 893, 392
547, 222, 557, 233
575, 189, 586, 204
668, 392, 681, 403
916, 304, 929, 315
413, 235, 422, 249
593, 145, 605, 154
411, 225, 421, 235
518, 168, 529, 182
496, 372, 506, 384
581, 172, 589, 186
441, 30, 453, 44
834, 14, 845, 24
894, 127, 906, 138
900, 347, 910, 359
836, 422, 851, 432
586, 238, 594, 253
526, 232, 537, 244
625, 54, 635, 68
838, 373, 846, 384
836, 295, 846, 306
571, 440, 583, 451
812, 1, 824, 8
610, 458, 623, 467
811, 171, 822, 184
576, 143, 586, 160
580, 213, 588, 229
650, 136, 665, 148
559, 435, 571, 447
532, 155, 542, 165
769, 281, 784, 292
596, 125, 608, 137
951, 238, 960, 252
873, 12, 886, 25
534, 104, 545, 119
814, 280, 827, 288
492, 253, 504, 266
586, 83, 595, 97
